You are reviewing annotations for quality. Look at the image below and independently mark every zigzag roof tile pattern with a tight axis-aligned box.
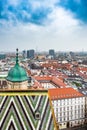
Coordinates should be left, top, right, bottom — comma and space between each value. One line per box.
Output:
0, 90, 58, 130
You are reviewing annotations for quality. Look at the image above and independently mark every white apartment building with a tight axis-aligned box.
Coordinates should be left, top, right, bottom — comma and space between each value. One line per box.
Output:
49, 88, 87, 129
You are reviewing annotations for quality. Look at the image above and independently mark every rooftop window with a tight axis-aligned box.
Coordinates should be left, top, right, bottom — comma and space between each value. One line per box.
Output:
35, 111, 40, 120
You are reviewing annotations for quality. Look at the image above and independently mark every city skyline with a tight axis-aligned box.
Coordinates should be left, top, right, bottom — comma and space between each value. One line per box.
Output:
0, 0, 87, 52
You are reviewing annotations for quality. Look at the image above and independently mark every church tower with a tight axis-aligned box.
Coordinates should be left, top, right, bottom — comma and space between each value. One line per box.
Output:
6, 49, 28, 89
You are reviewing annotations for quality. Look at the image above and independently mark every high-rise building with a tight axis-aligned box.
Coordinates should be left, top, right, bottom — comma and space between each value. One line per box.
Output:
70, 51, 75, 59
49, 49, 55, 58
27, 49, 35, 59
22, 50, 26, 58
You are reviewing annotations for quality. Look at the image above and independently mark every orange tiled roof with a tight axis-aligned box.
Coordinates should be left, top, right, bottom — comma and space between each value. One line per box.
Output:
41, 61, 73, 70
34, 75, 52, 81
79, 67, 87, 72
48, 88, 83, 100
34, 75, 67, 88
32, 81, 44, 89
52, 77, 66, 88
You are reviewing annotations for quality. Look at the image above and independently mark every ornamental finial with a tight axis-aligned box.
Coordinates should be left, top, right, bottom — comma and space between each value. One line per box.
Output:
16, 48, 19, 65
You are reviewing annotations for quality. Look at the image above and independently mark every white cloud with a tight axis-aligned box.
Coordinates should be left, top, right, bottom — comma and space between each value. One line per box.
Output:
47, 7, 79, 30
29, 0, 60, 11
0, 3, 87, 52
8, 0, 21, 6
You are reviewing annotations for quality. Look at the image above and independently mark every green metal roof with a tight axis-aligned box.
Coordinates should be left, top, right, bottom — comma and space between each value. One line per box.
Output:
6, 64, 28, 82
6, 49, 28, 82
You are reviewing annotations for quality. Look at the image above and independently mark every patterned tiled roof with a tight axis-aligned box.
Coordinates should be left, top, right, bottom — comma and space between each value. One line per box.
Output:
0, 90, 58, 130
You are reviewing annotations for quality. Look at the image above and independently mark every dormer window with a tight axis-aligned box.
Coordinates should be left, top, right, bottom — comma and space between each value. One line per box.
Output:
35, 111, 40, 120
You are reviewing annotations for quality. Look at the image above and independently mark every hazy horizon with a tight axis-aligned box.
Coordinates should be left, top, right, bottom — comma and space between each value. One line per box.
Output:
0, 0, 87, 52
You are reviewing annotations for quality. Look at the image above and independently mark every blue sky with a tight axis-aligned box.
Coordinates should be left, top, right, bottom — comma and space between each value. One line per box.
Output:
0, 0, 87, 52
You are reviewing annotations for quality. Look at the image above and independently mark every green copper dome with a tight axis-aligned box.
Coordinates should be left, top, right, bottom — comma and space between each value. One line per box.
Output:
6, 49, 28, 82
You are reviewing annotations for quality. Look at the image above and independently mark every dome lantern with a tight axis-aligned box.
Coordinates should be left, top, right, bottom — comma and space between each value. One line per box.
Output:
16, 48, 19, 65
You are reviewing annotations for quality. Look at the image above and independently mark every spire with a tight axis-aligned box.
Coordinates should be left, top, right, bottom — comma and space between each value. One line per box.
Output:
16, 48, 19, 65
